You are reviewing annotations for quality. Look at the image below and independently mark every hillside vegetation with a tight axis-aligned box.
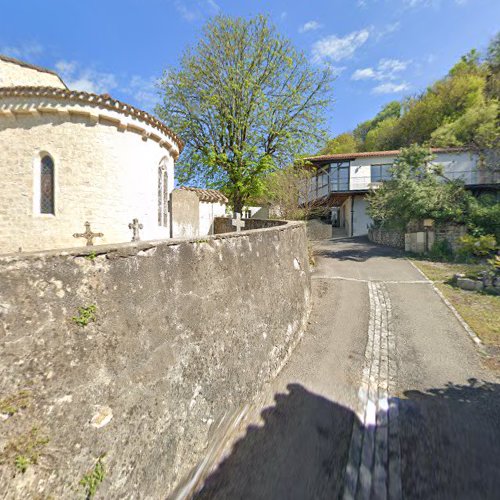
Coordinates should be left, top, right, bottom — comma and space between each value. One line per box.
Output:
319, 34, 500, 158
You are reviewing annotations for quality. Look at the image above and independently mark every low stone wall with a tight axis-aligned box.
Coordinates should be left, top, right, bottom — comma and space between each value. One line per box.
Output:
213, 216, 286, 234
368, 228, 405, 249
434, 224, 467, 253
0, 222, 311, 498
306, 219, 333, 241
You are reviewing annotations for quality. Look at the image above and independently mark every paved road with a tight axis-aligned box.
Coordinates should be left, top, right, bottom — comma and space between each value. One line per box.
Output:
195, 237, 500, 500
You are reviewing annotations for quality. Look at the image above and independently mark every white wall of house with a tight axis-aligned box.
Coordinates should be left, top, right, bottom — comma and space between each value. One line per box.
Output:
340, 195, 372, 237
199, 201, 226, 235
350, 155, 396, 190
352, 196, 372, 236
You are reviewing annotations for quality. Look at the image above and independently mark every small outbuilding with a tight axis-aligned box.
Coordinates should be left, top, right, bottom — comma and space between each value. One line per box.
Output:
171, 187, 227, 238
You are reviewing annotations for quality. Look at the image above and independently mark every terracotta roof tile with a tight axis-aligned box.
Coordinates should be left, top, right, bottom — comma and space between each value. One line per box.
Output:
179, 186, 228, 203
303, 147, 469, 163
0, 85, 183, 151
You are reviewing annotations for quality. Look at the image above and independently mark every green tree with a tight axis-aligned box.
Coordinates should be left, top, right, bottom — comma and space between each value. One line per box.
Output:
261, 163, 316, 220
318, 132, 358, 155
352, 101, 401, 150
157, 15, 332, 212
485, 32, 500, 99
367, 145, 474, 230
364, 116, 400, 151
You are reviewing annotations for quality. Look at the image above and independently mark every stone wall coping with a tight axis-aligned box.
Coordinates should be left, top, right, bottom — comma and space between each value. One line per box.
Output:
0, 219, 300, 263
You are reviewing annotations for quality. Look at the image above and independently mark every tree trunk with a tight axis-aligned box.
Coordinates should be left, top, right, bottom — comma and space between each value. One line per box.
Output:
232, 197, 244, 215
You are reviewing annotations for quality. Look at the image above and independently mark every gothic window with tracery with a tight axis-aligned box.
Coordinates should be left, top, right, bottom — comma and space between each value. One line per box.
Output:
40, 155, 55, 214
158, 159, 168, 227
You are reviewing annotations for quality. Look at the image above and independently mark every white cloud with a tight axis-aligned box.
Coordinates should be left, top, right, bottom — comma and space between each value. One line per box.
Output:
174, 0, 219, 22
121, 75, 159, 110
374, 22, 401, 41
351, 58, 410, 81
372, 82, 410, 94
0, 42, 43, 60
352, 68, 377, 80
299, 21, 322, 33
312, 29, 370, 63
55, 60, 118, 94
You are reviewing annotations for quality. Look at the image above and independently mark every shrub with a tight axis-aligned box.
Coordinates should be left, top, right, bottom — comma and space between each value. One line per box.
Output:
458, 234, 498, 258
466, 194, 500, 243
429, 239, 454, 261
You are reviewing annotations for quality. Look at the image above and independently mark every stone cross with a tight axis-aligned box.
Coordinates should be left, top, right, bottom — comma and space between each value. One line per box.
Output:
129, 218, 143, 242
73, 221, 104, 246
231, 212, 245, 232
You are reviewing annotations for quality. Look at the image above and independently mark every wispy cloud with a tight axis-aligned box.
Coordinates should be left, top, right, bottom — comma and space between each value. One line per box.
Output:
174, 0, 220, 22
55, 60, 159, 109
403, 0, 468, 8
372, 82, 410, 94
55, 60, 118, 94
299, 21, 322, 34
0, 42, 43, 60
121, 75, 159, 110
374, 22, 401, 41
312, 29, 370, 63
352, 58, 410, 81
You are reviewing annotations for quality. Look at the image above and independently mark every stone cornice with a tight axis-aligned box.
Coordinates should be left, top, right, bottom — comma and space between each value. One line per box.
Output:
0, 86, 184, 156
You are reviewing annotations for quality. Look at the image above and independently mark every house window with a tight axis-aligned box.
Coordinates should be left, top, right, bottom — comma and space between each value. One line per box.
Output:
158, 159, 169, 227
371, 164, 392, 183
40, 155, 55, 214
330, 162, 350, 191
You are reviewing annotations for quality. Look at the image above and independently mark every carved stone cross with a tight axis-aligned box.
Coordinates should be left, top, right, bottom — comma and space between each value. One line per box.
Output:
73, 221, 104, 246
129, 218, 143, 242
231, 212, 245, 232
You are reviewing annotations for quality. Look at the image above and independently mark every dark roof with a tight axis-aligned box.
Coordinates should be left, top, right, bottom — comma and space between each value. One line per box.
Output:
0, 86, 183, 152
179, 186, 228, 203
0, 54, 67, 88
303, 147, 469, 163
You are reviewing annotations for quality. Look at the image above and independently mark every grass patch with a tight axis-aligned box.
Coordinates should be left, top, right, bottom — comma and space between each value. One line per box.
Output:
1, 426, 49, 474
0, 390, 31, 416
412, 260, 488, 282
72, 305, 97, 327
412, 260, 500, 347
80, 454, 106, 499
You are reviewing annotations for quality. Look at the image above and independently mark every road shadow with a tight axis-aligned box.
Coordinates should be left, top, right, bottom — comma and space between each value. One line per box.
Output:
193, 379, 500, 500
194, 384, 355, 500
399, 378, 500, 500
313, 237, 405, 263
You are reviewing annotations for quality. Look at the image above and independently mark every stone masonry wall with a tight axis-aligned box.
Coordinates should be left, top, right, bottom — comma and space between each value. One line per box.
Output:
0, 59, 66, 88
368, 228, 405, 249
214, 216, 286, 234
0, 222, 311, 499
0, 106, 176, 253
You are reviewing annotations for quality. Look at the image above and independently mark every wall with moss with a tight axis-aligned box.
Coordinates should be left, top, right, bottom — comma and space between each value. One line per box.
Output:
0, 222, 311, 498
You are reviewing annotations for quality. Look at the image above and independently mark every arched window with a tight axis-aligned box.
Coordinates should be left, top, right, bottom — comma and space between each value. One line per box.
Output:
158, 158, 168, 227
40, 155, 55, 214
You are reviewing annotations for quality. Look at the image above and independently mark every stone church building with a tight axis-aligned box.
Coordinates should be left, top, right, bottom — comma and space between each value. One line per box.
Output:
0, 55, 183, 254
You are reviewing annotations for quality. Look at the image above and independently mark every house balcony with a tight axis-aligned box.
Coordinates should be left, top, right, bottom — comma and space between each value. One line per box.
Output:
302, 168, 499, 207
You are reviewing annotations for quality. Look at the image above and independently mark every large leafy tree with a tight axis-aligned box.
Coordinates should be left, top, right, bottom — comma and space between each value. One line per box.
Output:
157, 15, 332, 212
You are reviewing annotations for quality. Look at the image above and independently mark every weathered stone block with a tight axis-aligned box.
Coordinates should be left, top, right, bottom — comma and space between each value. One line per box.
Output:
456, 277, 484, 291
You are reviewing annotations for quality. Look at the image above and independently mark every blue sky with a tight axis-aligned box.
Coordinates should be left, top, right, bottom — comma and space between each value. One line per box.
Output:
1, 0, 499, 138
